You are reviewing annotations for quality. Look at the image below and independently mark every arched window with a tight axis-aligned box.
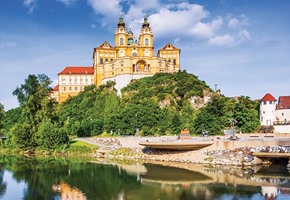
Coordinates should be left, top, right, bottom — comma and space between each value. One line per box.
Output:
133, 52, 137, 57
145, 38, 149, 45
120, 38, 124, 45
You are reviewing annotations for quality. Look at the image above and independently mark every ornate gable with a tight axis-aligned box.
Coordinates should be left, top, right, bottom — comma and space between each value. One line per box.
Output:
98, 41, 114, 49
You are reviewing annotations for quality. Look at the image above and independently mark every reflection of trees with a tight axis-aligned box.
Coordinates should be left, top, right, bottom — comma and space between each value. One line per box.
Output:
0, 157, 7, 198
0, 170, 7, 198
0, 156, 141, 200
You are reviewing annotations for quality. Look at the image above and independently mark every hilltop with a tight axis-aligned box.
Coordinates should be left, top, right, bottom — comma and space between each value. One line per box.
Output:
58, 70, 260, 137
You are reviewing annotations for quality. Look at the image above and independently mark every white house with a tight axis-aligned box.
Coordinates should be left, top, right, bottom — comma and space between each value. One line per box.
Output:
260, 93, 290, 133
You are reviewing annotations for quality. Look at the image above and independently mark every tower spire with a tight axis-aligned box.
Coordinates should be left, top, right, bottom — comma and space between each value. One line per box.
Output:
117, 11, 125, 28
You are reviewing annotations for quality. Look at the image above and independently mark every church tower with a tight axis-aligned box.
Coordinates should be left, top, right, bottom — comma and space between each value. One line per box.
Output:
114, 12, 128, 58
139, 14, 154, 57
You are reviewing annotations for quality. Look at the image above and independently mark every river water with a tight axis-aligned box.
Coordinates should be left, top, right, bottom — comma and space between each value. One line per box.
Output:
0, 155, 289, 200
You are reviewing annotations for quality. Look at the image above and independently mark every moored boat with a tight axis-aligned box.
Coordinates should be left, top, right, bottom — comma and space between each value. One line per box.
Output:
139, 140, 213, 150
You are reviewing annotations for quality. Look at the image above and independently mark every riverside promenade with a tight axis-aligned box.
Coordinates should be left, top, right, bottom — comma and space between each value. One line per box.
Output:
79, 133, 290, 166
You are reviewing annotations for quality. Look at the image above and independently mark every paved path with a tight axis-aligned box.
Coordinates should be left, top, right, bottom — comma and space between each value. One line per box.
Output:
75, 137, 108, 148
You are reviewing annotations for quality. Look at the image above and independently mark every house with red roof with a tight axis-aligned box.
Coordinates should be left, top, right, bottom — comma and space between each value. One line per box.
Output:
54, 66, 94, 103
260, 93, 290, 133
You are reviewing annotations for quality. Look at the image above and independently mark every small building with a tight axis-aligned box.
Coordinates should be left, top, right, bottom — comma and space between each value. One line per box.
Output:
179, 129, 191, 140
260, 93, 290, 133
56, 66, 94, 103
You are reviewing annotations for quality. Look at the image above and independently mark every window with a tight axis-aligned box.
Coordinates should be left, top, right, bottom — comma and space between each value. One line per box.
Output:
282, 113, 284, 116
145, 51, 149, 57
145, 38, 149, 45
120, 38, 124, 45
120, 51, 124, 57
263, 101, 266, 105
168, 59, 171, 62
105, 58, 108, 62
133, 52, 137, 57
63, 87, 66, 91
173, 59, 176, 65
75, 87, 77, 91
269, 101, 272, 104
69, 87, 72, 91
100, 58, 103, 64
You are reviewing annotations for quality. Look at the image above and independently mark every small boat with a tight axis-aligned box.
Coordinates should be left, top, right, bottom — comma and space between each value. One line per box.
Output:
139, 129, 213, 151
139, 140, 213, 151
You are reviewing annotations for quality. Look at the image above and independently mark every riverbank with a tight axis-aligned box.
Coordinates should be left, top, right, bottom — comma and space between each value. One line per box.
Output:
78, 133, 290, 166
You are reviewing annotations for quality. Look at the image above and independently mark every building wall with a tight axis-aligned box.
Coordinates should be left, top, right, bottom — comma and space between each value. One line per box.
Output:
102, 73, 152, 94
275, 109, 290, 124
58, 74, 94, 103
260, 100, 276, 125
274, 125, 290, 133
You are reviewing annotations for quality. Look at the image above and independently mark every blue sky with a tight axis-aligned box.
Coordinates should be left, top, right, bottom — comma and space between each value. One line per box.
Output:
0, 0, 290, 110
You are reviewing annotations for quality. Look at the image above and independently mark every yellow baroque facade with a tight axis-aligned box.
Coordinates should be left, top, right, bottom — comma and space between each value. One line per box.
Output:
53, 14, 181, 103
93, 14, 181, 92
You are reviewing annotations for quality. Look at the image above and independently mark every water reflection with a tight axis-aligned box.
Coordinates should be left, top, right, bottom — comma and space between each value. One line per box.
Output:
52, 181, 86, 200
0, 156, 289, 200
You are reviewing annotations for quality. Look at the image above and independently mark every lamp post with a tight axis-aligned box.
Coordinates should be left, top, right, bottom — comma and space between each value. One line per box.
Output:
231, 118, 237, 140
135, 114, 139, 136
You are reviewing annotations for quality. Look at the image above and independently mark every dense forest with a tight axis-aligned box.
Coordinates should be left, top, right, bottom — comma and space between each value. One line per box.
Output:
0, 71, 260, 150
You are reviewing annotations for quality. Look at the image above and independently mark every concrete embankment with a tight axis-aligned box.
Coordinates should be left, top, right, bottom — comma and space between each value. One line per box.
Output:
81, 133, 290, 166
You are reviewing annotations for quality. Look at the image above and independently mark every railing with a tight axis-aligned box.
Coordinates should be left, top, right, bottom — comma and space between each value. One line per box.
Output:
273, 121, 290, 125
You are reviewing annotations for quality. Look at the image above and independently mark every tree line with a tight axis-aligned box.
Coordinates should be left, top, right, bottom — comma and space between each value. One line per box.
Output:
0, 71, 260, 150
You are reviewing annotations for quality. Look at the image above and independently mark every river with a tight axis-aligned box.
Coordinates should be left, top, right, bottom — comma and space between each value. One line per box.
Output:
0, 155, 289, 200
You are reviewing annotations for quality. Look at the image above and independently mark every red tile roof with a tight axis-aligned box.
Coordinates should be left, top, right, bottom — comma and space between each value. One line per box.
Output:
277, 96, 290, 109
160, 42, 180, 50
261, 93, 276, 102
53, 85, 59, 91
58, 66, 94, 75
98, 41, 114, 49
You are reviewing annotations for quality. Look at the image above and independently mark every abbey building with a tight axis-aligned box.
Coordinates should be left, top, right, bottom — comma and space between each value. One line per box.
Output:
53, 14, 181, 103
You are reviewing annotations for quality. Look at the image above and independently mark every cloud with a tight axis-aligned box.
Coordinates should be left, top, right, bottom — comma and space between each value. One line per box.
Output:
23, 0, 37, 14
239, 29, 251, 41
0, 41, 16, 49
56, 0, 77, 6
208, 34, 234, 46
91, 24, 96, 29
228, 18, 240, 29
86, 0, 121, 27
148, 3, 209, 37
190, 17, 223, 38
82, 0, 250, 47
228, 15, 249, 29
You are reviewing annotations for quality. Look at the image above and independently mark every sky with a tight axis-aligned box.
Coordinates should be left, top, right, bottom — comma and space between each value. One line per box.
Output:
0, 0, 290, 111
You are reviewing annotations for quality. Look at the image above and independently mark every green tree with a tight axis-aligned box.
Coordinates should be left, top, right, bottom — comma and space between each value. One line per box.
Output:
11, 74, 67, 149
194, 96, 230, 135
0, 103, 4, 136
2, 107, 24, 133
